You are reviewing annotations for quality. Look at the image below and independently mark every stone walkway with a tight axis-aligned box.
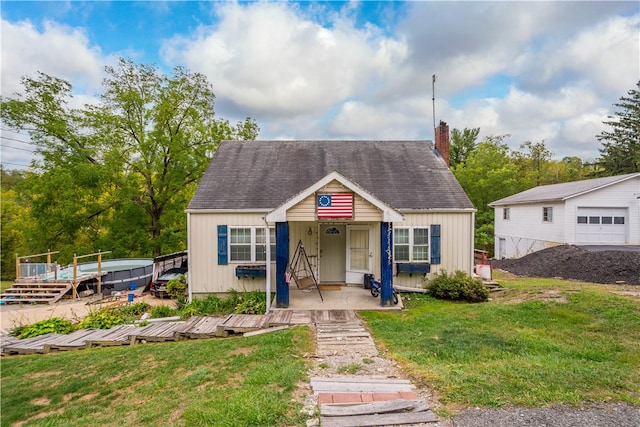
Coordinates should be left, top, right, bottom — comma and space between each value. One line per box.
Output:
305, 309, 441, 427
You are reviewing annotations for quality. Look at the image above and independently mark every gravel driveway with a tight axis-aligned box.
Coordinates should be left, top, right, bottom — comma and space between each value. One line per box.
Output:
449, 403, 640, 427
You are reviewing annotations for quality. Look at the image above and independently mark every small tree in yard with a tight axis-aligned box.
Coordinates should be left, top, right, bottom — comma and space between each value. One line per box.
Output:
426, 270, 489, 302
166, 274, 187, 299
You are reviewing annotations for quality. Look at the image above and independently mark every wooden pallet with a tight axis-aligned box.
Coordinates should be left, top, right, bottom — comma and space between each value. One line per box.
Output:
85, 325, 139, 347
216, 314, 269, 337
178, 316, 227, 339
45, 329, 102, 352
313, 378, 438, 426
2, 333, 66, 355
315, 321, 378, 357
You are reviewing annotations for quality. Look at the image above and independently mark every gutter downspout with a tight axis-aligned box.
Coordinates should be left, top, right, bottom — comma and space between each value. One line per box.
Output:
263, 216, 271, 312
187, 212, 193, 303
471, 210, 476, 276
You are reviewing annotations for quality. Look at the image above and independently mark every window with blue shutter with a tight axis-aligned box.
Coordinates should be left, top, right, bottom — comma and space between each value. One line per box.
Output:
217, 225, 228, 265
430, 224, 441, 264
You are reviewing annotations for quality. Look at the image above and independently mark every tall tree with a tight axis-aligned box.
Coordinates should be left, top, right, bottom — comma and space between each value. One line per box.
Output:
449, 127, 480, 167
511, 140, 553, 187
596, 81, 640, 175
1, 58, 258, 259
452, 135, 521, 254
0, 167, 28, 279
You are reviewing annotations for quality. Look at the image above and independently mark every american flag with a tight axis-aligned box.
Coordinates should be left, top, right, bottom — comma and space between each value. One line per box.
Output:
317, 193, 353, 219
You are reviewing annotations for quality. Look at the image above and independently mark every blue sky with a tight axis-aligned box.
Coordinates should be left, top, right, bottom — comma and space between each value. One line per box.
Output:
1, 1, 639, 169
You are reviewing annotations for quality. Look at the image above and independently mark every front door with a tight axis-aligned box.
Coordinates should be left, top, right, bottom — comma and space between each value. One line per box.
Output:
319, 225, 346, 283
346, 226, 372, 284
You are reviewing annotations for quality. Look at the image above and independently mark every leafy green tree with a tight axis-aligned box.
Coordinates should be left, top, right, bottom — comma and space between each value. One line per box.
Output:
1, 58, 258, 259
596, 81, 640, 175
0, 167, 28, 279
547, 156, 591, 183
511, 140, 553, 187
449, 127, 480, 167
453, 135, 522, 254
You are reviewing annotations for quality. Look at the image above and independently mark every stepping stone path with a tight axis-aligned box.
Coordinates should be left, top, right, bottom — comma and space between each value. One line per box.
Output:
307, 310, 440, 427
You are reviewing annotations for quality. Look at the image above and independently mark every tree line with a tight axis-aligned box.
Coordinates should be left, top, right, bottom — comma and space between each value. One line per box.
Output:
1, 59, 638, 278
451, 81, 639, 254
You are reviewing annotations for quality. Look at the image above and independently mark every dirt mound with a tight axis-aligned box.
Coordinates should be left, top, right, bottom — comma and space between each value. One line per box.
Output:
492, 245, 640, 285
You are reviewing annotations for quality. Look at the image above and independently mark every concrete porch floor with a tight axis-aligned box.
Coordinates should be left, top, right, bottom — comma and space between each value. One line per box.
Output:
271, 285, 403, 311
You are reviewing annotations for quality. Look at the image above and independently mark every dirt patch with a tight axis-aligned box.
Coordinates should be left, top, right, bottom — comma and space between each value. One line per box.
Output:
79, 392, 99, 402
498, 289, 569, 304
229, 345, 257, 356
31, 397, 50, 406
492, 245, 640, 285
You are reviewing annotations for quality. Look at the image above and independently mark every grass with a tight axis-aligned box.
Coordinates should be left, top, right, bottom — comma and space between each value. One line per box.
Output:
361, 272, 640, 410
4, 272, 639, 423
1, 327, 314, 426
1, 280, 13, 292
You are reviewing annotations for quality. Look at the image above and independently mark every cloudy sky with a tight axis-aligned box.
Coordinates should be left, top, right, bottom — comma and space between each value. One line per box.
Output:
1, 1, 638, 169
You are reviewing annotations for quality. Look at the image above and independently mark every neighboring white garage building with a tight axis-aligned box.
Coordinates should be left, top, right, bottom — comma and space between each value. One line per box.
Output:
490, 172, 640, 259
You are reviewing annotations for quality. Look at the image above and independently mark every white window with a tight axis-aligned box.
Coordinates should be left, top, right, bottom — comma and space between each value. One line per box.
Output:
503, 207, 510, 220
543, 207, 553, 223
229, 227, 275, 262
394, 227, 429, 262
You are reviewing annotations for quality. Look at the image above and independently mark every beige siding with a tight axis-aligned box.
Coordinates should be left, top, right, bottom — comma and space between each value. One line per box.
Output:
188, 212, 273, 296
287, 180, 382, 221
393, 212, 474, 289
189, 209, 473, 296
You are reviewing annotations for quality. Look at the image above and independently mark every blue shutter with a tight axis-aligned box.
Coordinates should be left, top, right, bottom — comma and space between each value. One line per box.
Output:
218, 225, 228, 265
430, 224, 441, 264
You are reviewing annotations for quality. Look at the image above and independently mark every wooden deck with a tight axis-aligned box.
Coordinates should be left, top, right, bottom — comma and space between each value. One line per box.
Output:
0, 282, 74, 305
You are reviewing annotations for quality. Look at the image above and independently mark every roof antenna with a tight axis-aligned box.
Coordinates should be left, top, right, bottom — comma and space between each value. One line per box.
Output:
432, 74, 437, 138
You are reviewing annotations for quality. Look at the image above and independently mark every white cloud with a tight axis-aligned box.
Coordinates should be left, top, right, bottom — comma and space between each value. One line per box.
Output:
1, 19, 107, 98
2, 1, 637, 170
161, 2, 408, 118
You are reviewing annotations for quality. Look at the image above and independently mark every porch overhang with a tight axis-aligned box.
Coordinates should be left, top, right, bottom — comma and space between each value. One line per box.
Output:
265, 171, 404, 223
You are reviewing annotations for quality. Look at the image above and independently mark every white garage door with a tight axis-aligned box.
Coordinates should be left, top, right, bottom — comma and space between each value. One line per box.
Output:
575, 207, 627, 244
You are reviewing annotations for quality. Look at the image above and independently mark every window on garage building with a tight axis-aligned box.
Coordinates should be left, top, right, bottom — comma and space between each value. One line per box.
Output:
503, 207, 510, 220
543, 207, 553, 222
602, 217, 613, 225
577, 216, 587, 224
589, 216, 600, 224
614, 217, 625, 224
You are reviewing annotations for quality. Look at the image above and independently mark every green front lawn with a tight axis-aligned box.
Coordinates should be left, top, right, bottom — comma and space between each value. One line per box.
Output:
1, 328, 313, 426
362, 273, 640, 410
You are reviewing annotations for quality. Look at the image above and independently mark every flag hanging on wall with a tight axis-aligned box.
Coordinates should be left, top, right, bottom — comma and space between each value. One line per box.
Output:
317, 193, 353, 219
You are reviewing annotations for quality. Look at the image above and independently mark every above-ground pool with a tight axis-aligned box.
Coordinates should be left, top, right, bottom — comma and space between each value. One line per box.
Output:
78, 258, 153, 293
42, 258, 153, 293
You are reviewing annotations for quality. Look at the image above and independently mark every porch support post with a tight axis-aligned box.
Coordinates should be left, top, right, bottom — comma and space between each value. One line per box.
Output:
380, 221, 394, 306
275, 222, 289, 308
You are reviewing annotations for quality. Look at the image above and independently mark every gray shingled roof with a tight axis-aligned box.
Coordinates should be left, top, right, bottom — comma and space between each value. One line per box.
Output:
188, 140, 474, 211
490, 172, 640, 206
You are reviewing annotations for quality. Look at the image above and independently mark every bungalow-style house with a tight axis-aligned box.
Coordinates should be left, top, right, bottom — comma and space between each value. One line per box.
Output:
186, 123, 475, 307
490, 172, 640, 259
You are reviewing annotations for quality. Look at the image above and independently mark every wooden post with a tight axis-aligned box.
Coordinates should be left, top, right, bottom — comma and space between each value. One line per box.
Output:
97, 252, 102, 295
15, 255, 19, 280
275, 222, 289, 308
73, 255, 78, 299
380, 222, 394, 306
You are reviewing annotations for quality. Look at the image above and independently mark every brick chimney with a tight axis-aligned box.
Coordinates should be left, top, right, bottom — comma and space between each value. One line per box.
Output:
435, 120, 450, 166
